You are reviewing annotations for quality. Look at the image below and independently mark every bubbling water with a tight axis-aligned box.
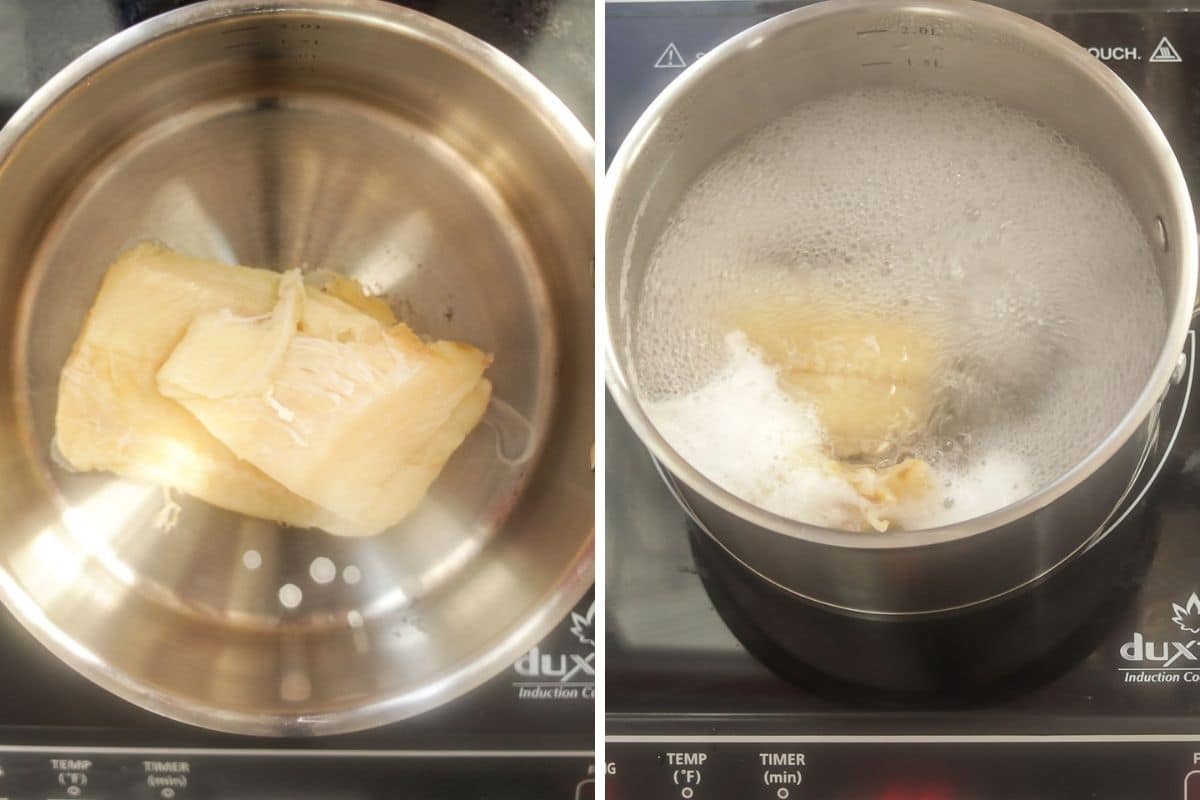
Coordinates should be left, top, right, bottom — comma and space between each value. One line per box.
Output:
633, 87, 1167, 531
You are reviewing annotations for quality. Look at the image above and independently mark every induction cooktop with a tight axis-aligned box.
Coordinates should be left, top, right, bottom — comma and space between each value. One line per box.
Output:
0, 2, 594, 797
605, 2, 1200, 796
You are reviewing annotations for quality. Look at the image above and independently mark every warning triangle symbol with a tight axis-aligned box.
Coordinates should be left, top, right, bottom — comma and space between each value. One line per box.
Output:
654, 42, 687, 69
1150, 36, 1182, 63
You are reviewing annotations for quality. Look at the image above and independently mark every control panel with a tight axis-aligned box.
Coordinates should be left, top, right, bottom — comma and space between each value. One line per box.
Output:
0, 748, 593, 799
606, 737, 1200, 799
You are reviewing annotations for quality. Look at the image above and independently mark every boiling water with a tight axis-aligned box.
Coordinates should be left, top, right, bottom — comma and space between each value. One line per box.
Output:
634, 87, 1166, 531
649, 331, 1035, 530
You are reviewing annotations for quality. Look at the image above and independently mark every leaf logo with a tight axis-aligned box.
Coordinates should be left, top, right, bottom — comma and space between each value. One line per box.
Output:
1171, 593, 1200, 634
569, 603, 595, 647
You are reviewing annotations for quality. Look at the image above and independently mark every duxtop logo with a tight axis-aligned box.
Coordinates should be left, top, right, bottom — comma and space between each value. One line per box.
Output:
569, 605, 595, 647
512, 602, 595, 701
1172, 594, 1200, 634
1119, 593, 1200, 683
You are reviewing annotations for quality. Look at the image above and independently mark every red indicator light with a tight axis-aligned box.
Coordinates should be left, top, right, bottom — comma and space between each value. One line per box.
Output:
878, 784, 954, 800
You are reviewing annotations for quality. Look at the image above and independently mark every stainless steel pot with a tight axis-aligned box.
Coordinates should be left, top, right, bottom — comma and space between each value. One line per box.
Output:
0, 0, 593, 734
605, 0, 1196, 617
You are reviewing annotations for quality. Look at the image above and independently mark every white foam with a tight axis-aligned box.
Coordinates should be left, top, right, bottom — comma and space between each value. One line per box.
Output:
893, 450, 1034, 530
647, 333, 1036, 530
648, 332, 861, 528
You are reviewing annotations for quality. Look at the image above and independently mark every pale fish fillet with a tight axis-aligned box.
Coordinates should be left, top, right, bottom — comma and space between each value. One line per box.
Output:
726, 295, 941, 461
825, 458, 933, 532
725, 292, 939, 531
157, 267, 492, 535
56, 242, 491, 537
55, 244, 364, 533
303, 269, 398, 326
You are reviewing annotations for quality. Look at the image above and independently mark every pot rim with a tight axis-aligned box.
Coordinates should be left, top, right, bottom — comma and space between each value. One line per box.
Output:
604, 0, 1197, 552
0, 0, 595, 736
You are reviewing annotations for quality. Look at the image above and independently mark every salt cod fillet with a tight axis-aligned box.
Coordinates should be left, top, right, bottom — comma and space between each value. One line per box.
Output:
728, 296, 941, 461
157, 270, 492, 534
55, 242, 491, 537
725, 294, 940, 531
825, 458, 933, 532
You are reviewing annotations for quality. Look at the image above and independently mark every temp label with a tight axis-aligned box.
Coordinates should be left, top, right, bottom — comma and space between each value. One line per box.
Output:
50, 758, 90, 797
666, 752, 706, 797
